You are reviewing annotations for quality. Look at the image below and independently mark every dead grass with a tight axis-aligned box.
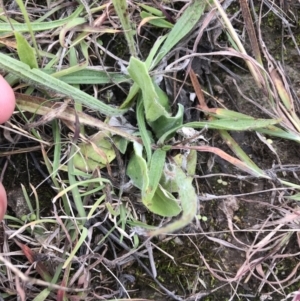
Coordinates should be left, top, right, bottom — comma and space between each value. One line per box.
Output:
1, 0, 300, 300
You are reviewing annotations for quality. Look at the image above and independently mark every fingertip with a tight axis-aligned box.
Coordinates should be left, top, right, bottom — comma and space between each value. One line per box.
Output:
0, 75, 16, 124
0, 182, 7, 222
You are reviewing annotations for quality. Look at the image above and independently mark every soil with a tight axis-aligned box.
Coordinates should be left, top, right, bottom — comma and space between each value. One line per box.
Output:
2, 1, 300, 301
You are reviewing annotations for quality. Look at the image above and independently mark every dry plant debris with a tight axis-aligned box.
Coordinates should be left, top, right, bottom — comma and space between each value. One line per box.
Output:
0, 0, 300, 300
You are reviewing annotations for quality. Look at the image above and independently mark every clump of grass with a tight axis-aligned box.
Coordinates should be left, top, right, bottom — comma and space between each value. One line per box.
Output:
0, 0, 300, 300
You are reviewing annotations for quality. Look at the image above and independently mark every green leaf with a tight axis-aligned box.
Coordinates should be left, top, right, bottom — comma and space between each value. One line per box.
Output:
127, 142, 149, 190
0, 53, 126, 116
73, 132, 116, 172
15, 31, 38, 69
112, 0, 137, 57
143, 149, 166, 205
209, 108, 255, 119
149, 164, 197, 236
0, 5, 84, 32
147, 184, 181, 217
145, 35, 167, 70
160, 167, 179, 193
158, 118, 280, 144
140, 12, 173, 29
59, 18, 86, 47
42, 68, 129, 84
185, 118, 280, 131
127, 56, 168, 122
137, 98, 152, 163
152, 0, 206, 67
219, 129, 266, 178
150, 104, 184, 139
126, 144, 180, 217
285, 193, 300, 201
119, 83, 140, 109
112, 136, 129, 154
32, 262, 63, 301
121, 0, 205, 109
138, 4, 164, 16
63, 226, 88, 268
153, 81, 170, 111
15, 0, 39, 57
257, 126, 300, 143
160, 150, 197, 193
120, 35, 167, 109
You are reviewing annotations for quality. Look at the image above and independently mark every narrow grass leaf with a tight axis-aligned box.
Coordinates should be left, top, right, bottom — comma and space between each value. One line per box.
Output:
57, 70, 129, 84
128, 220, 157, 230
63, 227, 88, 269
15, 32, 38, 69
0, 6, 84, 32
59, 18, 86, 47
140, 12, 173, 29
152, 0, 206, 67
20, 184, 34, 214
138, 4, 164, 16
68, 144, 86, 219
285, 193, 300, 201
119, 204, 127, 243
87, 195, 106, 219
51, 120, 61, 179
185, 119, 280, 131
219, 130, 266, 177
145, 35, 167, 70
158, 118, 280, 144
207, 108, 255, 119
33, 287, 52, 301
257, 126, 300, 143
0, 53, 126, 116
52, 178, 110, 204
112, 0, 137, 57
32, 263, 63, 301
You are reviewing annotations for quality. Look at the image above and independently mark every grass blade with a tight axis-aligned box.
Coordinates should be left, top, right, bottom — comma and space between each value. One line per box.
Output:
112, 0, 137, 57
0, 53, 126, 116
219, 130, 267, 177
158, 118, 280, 144
0, 6, 84, 32
62, 226, 88, 269
152, 0, 206, 67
